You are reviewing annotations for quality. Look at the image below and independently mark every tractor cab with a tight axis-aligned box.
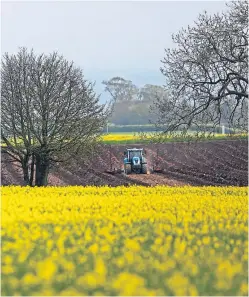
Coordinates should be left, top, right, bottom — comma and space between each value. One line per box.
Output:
123, 148, 148, 174
124, 148, 144, 159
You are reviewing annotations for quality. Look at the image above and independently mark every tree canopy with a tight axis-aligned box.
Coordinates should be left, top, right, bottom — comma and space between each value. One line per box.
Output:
153, 0, 248, 134
1, 48, 109, 186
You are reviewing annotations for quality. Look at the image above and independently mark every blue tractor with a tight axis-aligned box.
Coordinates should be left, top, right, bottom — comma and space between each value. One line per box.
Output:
123, 148, 148, 174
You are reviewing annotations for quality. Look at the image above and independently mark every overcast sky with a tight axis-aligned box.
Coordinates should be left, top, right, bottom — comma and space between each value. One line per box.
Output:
1, 0, 228, 101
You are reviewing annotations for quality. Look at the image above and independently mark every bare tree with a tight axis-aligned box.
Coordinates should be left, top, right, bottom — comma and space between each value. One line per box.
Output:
154, 0, 248, 134
1, 48, 109, 186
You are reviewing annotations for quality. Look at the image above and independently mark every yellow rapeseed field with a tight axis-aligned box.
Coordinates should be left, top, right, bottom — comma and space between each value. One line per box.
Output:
101, 133, 140, 142
100, 133, 247, 143
1, 186, 248, 296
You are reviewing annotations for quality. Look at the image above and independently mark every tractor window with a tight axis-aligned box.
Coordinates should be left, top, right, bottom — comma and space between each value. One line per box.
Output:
129, 151, 141, 159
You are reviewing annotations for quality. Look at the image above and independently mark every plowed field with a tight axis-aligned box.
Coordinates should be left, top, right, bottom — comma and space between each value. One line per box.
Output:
1, 140, 248, 186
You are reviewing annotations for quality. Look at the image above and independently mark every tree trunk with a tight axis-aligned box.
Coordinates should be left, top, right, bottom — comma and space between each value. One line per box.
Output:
35, 155, 49, 186
22, 155, 30, 185
29, 153, 35, 186
22, 165, 29, 185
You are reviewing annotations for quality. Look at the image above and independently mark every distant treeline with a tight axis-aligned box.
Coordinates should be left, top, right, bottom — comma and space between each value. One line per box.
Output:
102, 77, 165, 125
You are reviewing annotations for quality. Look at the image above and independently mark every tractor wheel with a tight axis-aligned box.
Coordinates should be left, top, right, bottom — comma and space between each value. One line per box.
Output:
125, 164, 132, 175
141, 164, 148, 174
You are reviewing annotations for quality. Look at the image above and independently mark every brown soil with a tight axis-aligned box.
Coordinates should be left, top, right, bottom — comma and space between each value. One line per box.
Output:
1, 139, 248, 187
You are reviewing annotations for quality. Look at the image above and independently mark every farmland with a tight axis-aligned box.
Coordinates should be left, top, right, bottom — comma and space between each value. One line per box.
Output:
2, 186, 248, 296
2, 137, 248, 296
2, 139, 248, 187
